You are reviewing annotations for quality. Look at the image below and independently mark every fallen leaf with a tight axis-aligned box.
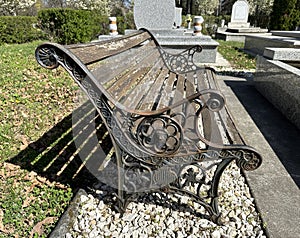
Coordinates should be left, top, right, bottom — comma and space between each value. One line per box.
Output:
22, 195, 35, 208
36, 176, 47, 184
30, 217, 56, 238
20, 135, 29, 147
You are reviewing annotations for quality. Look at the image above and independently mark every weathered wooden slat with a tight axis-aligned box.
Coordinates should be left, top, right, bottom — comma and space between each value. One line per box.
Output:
183, 72, 199, 141
171, 74, 186, 126
106, 50, 161, 103
195, 68, 209, 92
107, 66, 152, 102
66, 31, 152, 65
137, 67, 170, 111
90, 42, 157, 85
122, 57, 166, 111
199, 69, 223, 145
185, 72, 197, 96
156, 71, 176, 109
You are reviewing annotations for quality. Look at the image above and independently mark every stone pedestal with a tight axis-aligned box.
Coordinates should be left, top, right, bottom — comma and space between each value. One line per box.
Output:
129, 0, 218, 63
125, 29, 219, 63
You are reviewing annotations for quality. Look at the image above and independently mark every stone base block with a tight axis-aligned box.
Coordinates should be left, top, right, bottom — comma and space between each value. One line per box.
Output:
228, 22, 250, 28
264, 48, 300, 61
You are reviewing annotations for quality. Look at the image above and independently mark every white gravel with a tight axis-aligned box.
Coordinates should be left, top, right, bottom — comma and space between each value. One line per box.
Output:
64, 161, 267, 238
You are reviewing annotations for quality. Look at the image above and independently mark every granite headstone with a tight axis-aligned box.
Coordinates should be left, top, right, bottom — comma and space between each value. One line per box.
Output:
175, 7, 182, 28
134, 0, 176, 29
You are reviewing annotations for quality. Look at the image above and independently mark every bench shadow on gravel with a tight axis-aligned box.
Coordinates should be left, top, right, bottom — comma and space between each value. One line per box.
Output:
224, 77, 300, 187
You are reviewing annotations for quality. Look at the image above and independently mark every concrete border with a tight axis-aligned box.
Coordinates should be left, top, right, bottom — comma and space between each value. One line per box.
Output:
216, 73, 300, 238
49, 189, 88, 237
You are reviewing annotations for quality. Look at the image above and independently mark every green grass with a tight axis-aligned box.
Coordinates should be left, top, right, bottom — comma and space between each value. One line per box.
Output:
216, 40, 256, 70
0, 42, 77, 237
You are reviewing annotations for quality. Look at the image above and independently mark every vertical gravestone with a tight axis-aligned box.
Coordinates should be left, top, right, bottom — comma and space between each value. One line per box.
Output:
174, 7, 183, 28
228, 0, 250, 28
134, 0, 176, 29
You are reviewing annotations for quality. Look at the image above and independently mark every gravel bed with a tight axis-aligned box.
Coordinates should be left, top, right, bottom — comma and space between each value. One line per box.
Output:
63, 161, 267, 238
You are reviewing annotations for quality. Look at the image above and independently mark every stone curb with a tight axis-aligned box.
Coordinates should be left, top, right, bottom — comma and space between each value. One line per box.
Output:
49, 189, 88, 238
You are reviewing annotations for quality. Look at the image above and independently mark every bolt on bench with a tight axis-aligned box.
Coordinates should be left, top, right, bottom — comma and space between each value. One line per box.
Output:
35, 29, 262, 224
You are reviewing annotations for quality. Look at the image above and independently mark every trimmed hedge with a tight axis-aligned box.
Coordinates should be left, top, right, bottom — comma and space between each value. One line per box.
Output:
0, 16, 45, 44
37, 8, 104, 44
37, 9, 136, 44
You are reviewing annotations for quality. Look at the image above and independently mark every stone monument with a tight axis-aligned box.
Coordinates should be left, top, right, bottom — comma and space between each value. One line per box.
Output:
216, 0, 269, 42
129, 0, 219, 63
134, 0, 175, 29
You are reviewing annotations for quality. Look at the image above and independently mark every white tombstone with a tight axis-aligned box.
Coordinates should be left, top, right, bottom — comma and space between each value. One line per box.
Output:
175, 7, 182, 28
134, 0, 176, 30
228, 0, 250, 28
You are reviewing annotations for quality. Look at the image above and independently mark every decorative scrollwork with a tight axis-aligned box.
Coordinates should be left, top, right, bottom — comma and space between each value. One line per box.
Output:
235, 149, 262, 171
207, 148, 262, 171
136, 116, 183, 155
159, 45, 202, 74
205, 92, 225, 112
35, 46, 59, 69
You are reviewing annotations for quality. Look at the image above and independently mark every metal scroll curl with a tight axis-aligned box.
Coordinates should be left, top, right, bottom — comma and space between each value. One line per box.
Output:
35, 46, 60, 69
205, 91, 225, 112
234, 149, 262, 171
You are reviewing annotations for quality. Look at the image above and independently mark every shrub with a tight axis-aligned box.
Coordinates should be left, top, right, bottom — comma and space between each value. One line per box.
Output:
37, 8, 105, 44
270, 0, 300, 30
116, 12, 136, 34
0, 16, 45, 44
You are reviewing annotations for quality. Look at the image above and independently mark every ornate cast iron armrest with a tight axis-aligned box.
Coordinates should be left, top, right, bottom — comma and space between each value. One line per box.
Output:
158, 45, 203, 74
139, 29, 202, 74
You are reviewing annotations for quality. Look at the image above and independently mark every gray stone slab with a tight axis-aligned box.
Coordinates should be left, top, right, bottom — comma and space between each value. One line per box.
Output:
216, 31, 271, 42
244, 34, 300, 55
134, 0, 175, 29
226, 27, 268, 33
228, 22, 250, 28
271, 30, 300, 38
155, 35, 215, 44
264, 47, 300, 61
216, 74, 300, 238
155, 35, 219, 63
255, 55, 300, 129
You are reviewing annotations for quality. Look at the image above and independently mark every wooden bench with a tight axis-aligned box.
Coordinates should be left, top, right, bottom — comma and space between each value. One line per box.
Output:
35, 28, 262, 224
